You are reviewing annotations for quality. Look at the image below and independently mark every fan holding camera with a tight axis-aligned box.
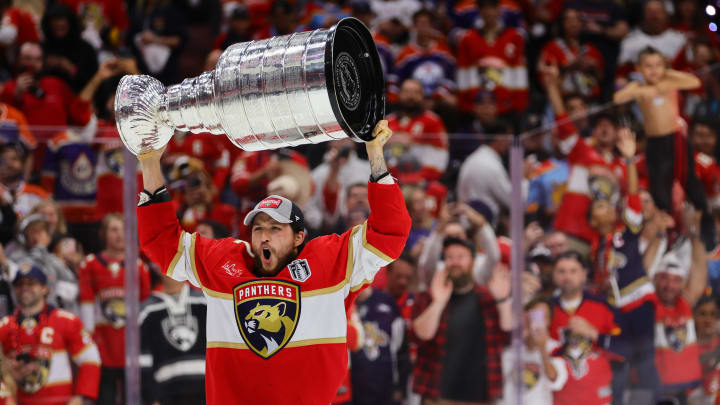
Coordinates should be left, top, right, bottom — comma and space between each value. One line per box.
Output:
0, 264, 100, 405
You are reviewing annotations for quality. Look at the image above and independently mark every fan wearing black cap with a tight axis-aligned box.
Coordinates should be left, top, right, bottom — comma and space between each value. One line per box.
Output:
135, 120, 411, 405
0, 264, 101, 405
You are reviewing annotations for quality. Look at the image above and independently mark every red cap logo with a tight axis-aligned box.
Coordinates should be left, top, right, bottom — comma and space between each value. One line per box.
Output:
258, 198, 282, 209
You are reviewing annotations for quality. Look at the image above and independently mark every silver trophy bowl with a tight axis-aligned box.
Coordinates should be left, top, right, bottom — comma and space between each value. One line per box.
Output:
114, 18, 385, 155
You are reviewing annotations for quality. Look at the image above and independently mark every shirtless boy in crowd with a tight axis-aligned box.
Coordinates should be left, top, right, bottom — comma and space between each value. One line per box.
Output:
613, 46, 711, 247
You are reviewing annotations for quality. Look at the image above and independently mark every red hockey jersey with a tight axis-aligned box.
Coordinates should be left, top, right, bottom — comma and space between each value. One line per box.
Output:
138, 181, 411, 405
166, 132, 231, 192
386, 111, 448, 183
94, 120, 144, 218
694, 152, 720, 210
456, 26, 528, 114
553, 352, 613, 405
78, 253, 152, 368
1, 7, 39, 47
550, 294, 621, 345
0, 306, 101, 404
652, 294, 702, 391
553, 113, 624, 244
550, 295, 618, 405
539, 39, 604, 99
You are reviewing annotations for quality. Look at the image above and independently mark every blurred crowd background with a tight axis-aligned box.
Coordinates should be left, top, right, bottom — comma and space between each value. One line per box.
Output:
3, 0, 720, 404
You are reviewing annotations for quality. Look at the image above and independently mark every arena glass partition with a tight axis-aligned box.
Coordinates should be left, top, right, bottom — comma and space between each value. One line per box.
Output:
509, 59, 720, 405
11, 58, 720, 404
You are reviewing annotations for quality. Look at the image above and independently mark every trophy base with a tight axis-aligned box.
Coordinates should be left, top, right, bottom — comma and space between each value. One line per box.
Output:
325, 18, 385, 143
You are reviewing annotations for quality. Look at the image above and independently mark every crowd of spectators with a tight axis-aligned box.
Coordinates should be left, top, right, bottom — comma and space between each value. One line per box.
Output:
1, 0, 720, 404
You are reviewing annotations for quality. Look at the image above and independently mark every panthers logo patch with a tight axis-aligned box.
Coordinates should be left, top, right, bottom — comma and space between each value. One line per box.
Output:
665, 325, 688, 352
233, 280, 301, 359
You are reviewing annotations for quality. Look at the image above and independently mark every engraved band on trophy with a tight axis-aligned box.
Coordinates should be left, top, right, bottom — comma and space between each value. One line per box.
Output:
114, 17, 385, 156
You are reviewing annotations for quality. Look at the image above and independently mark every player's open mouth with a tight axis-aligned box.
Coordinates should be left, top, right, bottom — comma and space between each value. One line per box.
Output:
262, 248, 272, 263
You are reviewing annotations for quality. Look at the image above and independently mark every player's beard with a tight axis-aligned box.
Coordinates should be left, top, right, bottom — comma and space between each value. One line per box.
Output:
251, 247, 298, 277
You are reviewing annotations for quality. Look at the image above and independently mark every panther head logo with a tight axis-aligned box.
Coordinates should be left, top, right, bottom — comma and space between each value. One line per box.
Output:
102, 298, 126, 329
666, 325, 688, 352
234, 280, 301, 359
244, 302, 295, 357
522, 363, 541, 390
15, 347, 51, 394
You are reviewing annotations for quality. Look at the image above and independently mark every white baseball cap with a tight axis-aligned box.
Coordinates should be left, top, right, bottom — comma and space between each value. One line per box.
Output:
243, 195, 305, 231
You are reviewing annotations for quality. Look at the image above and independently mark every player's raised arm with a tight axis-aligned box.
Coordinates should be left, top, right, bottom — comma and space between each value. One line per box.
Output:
341, 120, 412, 293
138, 146, 167, 194
136, 146, 224, 288
366, 120, 393, 182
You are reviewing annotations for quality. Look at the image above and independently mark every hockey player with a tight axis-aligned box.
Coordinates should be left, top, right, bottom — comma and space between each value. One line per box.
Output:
0, 264, 101, 405
78, 213, 152, 405
137, 120, 411, 404
140, 270, 207, 405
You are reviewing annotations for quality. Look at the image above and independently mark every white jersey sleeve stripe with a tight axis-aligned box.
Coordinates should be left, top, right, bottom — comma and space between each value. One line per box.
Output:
167, 232, 201, 288
72, 342, 101, 366
344, 222, 394, 295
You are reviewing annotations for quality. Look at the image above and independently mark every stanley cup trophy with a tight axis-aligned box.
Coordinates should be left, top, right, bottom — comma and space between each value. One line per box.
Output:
114, 18, 385, 155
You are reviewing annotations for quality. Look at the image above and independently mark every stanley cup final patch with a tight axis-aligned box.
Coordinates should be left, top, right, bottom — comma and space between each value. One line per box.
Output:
233, 280, 301, 359
288, 259, 311, 282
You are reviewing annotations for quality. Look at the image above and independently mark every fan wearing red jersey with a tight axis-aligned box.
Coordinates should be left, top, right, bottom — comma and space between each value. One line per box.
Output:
648, 211, 708, 400
549, 252, 620, 405
386, 79, 448, 184
689, 119, 720, 211
541, 62, 624, 255
78, 214, 151, 405
0, 265, 100, 405
456, 0, 527, 115
137, 120, 411, 405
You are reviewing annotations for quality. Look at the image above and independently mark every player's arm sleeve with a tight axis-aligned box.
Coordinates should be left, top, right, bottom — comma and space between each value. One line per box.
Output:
77, 260, 95, 332
138, 200, 219, 288
345, 181, 411, 292
67, 316, 101, 399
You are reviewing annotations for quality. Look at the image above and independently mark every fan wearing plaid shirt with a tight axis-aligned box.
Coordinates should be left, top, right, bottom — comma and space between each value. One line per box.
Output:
411, 237, 512, 404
